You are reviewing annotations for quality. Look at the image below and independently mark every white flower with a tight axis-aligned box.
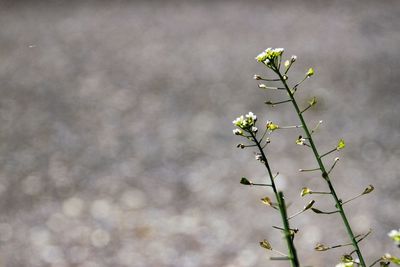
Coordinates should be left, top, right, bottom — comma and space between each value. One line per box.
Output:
255, 47, 285, 64
388, 229, 400, 244
232, 115, 245, 127
255, 153, 263, 161
284, 60, 290, 68
296, 136, 306, 145
251, 126, 258, 133
388, 229, 400, 238
255, 51, 267, 62
233, 112, 257, 130
245, 112, 257, 122
291, 55, 297, 62
233, 129, 243, 135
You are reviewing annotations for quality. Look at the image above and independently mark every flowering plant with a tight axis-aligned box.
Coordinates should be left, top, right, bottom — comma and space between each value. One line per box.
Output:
232, 48, 399, 267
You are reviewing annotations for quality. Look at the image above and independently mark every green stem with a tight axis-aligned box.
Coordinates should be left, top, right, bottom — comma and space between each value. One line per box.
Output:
278, 191, 300, 267
249, 131, 300, 267
273, 68, 367, 267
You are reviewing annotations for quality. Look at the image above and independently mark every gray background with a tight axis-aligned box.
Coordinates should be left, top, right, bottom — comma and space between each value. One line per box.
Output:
0, 0, 399, 266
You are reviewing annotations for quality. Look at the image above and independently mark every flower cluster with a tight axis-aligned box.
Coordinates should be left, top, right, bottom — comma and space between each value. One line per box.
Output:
388, 229, 400, 246
232, 112, 258, 135
255, 47, 284, 67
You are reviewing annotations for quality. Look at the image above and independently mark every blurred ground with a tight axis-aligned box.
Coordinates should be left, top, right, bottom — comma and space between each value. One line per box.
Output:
0, 0, 399, 266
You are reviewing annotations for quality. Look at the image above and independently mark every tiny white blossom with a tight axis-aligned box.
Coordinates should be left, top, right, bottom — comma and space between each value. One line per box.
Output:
388, 229, 400, 245
233, 129, 243, 135
255, 51, 267, 62
245, 112, 257, 121
291, 55, 297, 62
232, 115, 245, 127
284, 60, 290, 68
251, 126, 258, 133
255, 153, 263, 161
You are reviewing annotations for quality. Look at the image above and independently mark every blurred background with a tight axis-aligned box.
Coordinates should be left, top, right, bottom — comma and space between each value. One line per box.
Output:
0, 0, 399, 266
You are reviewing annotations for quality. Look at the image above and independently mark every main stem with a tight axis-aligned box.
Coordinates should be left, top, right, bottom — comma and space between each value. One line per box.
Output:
274, 68, 366, 267
250, 131, 300, 267
278, 191, 300, 267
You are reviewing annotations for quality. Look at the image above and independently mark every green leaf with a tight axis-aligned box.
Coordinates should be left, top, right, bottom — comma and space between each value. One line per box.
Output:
240, 177, 253, 185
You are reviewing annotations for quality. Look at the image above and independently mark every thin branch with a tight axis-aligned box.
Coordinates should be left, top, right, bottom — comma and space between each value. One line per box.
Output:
265, 99, 292, 106
252, 183, 273, 187
310, 191, 331, 195
369, 258, 383, 267
300, 104, 312, 114
327, 158, 340, 174
299, 167, 320, 172
319, 148, 337, 158
356, 229, 372, 244
342, 194, 364, 205
258, 84, 286, 90
311, 208, 340, 215
311, 120, 323, 134
279, 125, 303, 129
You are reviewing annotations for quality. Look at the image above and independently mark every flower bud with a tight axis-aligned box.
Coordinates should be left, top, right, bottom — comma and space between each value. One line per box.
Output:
337, 139, 346, 150
266, 121, 279, 132
308, 96, 317, 106
233, 129, 243, 135
260, 196, 273, 207
315, 243, 329, 251
296, 136, 306, 145
236, 143, 245, 149
301, 187, 312, 197
306, 67, 314, 77
259, 239, 272, 250
240, 177, 253, 185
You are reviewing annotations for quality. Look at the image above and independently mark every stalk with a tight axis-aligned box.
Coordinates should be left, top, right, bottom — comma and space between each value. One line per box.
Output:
278, 191, 300, 267
250, 131, 300, 267
272, 67, 367, 267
